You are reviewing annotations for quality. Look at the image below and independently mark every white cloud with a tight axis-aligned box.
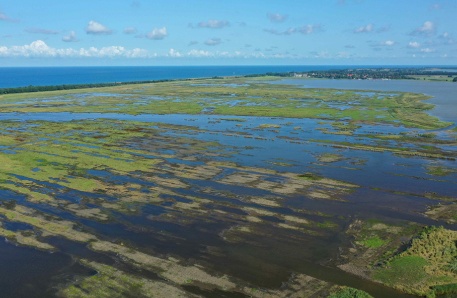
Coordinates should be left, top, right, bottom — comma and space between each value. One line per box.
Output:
354, 24, 373, 33
408, 41, 420, 48
0, 40, 149, 58
420, 47, 435, 53
267, 13, 288, 23
25, 28, 59, 35
86, 20, 112, 35
168, 48, 182, 57
146, 27, 167, 40
187, 49, 213, 57
197, 20, 229, 29
123, 27, 137, 35
411, 21, 435, 36
62, 31, 78, 42
264, 24, 321, 36
204, 38, 222, 46
264, 28, 295, 36
382, 40, 395, 46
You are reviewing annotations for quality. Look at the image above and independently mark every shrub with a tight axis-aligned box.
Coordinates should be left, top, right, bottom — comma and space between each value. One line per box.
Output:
327, 286, 373, 298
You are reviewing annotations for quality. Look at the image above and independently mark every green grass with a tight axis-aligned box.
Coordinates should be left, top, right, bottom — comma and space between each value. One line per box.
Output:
374, 255, 428, 285
427, 165, 455, 176
298, 172, 323, 181
361, 236, 387, 248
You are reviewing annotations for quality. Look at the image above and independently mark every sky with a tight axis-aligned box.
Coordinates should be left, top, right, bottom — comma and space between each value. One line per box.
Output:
0, 0, 456, 66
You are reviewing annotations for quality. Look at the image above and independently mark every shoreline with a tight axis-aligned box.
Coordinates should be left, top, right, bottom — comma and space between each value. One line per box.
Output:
1, 66, 456, 95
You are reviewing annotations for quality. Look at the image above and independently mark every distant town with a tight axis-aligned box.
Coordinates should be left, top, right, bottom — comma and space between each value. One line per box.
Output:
290, 67, 457, 81
255, 67, 457, 82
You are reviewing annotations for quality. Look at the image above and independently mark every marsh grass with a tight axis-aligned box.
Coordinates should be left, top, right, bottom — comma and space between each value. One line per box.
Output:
373, 226, 457, 296
361, 236, 387, 248
374, 255, 428, 285
0, 77, 450, 129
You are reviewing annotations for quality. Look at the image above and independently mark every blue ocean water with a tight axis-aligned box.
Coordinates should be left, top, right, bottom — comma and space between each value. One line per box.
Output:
0, 65, 367, 88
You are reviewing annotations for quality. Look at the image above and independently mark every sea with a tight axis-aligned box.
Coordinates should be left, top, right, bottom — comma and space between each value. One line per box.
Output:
0, 65, 432, 88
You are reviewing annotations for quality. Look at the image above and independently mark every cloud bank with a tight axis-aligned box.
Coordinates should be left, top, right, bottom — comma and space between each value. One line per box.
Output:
0, 40, 148, 58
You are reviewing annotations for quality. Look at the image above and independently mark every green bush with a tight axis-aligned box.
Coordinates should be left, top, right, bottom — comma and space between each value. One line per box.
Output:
327, 286, 373, 298
431, 283, 457, 297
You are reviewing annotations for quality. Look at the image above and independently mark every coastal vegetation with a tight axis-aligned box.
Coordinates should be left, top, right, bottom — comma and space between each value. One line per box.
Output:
0, 76, 451, 130
0, 75, 455, 297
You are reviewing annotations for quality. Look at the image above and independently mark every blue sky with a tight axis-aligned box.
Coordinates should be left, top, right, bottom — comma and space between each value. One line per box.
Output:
1, 0, 456, 66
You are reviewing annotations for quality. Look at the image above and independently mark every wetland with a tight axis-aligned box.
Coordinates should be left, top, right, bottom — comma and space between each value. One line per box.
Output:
0, 76, 456, 297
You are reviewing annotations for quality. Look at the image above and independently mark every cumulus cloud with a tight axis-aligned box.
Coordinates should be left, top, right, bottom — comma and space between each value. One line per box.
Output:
0, 40, 149, 58
197, 20, 229, 29
267, 13, 288, 23
187, 49, 213, 57
123, 27, 137, 35
204, 38, 222, 46
25, 28, 59, 35
264, 24, 322, 36
168, 48, 182, 57
411, 21, 435, 36
354, 24, 373, 33
146, 27, 167, 40
85, 21, 112, 35
408, 41, 420, 48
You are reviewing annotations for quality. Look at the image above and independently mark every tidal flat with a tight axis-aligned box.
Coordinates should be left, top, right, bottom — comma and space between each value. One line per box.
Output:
0, 76, 456, 297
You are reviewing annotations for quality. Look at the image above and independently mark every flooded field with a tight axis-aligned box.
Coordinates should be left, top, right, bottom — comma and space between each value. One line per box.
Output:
0, 77, 456, 297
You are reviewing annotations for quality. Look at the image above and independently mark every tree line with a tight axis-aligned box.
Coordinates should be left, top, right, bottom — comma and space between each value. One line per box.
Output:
0, 79, 174, 95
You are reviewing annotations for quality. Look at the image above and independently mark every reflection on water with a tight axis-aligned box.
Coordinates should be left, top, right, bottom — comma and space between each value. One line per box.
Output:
276, 79, 457, 123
